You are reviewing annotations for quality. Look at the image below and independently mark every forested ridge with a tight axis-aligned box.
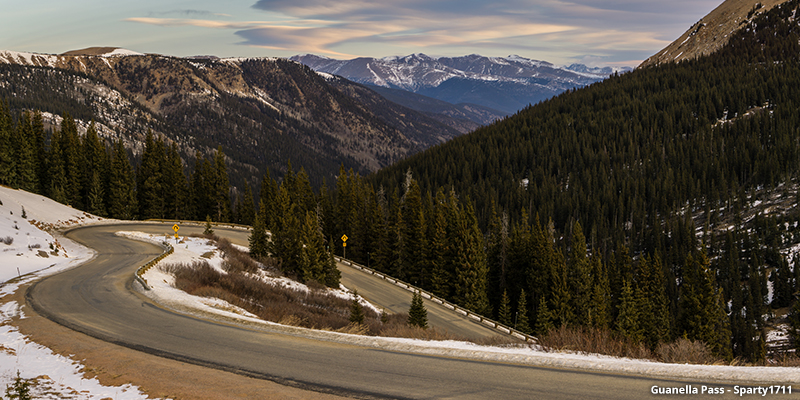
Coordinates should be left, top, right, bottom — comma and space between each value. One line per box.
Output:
4, 0, 800, 364
358, 0, 800, 361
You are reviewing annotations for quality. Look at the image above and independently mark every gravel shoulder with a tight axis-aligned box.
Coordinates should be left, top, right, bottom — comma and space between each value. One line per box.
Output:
8, 286, 348, 400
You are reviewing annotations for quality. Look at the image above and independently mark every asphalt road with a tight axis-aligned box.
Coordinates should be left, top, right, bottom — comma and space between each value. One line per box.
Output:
27, 223, 746, 399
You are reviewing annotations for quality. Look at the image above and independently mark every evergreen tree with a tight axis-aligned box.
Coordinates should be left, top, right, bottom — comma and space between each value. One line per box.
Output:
589, 255, 611, 329
137, 131, 165, 219
0, 101, 13, 188
248, 200, 270, 259
568, 221, 592, 326
408, 291, 428, 329
163, 143, 188, 219
13, 112, 38, 192
46, 129, 68, 204
212, 147, 232, 222
398, 172, 427, 285
497, 289, 512, 326
59, 113, 83, 208
616, 279, 642, 342
516, 288, 532, 334
453, 200, 490, 315
788, 298, 800, 351
324, 237, 342, 288
237, 181, 256, 226
534, 295, 555, 335
107, 140, 137, 220
679, 251, 732, 360
349, 290, 365, 325
81, 122, 108, 215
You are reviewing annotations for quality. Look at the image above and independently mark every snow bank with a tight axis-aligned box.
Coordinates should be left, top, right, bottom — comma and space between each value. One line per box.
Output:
0, 302, 151, 399
0, 187, 154, 399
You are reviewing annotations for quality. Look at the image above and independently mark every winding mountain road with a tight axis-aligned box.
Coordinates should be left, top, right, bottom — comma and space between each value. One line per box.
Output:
26, 223, 740, 399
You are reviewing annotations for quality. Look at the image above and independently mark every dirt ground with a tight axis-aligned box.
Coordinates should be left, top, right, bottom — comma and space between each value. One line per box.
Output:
6, 287, 350, 400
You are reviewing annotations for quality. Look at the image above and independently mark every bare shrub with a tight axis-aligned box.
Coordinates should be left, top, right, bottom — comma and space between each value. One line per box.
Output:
2, 236, 13, 245
770, 353, 800, 367
538, 325, 653, 360
472, 335, 526, 347
379, 322, 465, 341
656, 338, 721, 365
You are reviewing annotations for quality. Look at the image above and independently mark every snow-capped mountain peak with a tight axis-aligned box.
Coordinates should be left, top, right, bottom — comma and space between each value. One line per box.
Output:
291, 53, 630, 115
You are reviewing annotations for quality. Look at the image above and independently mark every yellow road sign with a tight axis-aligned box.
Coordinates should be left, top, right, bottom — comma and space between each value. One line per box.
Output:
174, 233, 179, 239
341, 234, 348, 242
173, 224, 179, 232
343, 243, 347, 247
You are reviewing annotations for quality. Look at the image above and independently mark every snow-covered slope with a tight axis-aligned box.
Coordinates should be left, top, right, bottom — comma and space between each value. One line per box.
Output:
0, 186, 102, 284
0, 186, 156, 399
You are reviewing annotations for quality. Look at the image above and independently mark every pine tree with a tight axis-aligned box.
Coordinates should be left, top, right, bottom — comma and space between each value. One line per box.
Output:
408, 291, 428, 329
107, 140, 137, 220
324, 237, 341, 288
516, 288, 532, 334
679, 251, 732, 360
453, 200, 490, 315
59, 114, 84, 208
568, 221, 592, 326
46, 129, 68, 204
0, 101, 14, 187
589, 255, 611, 329
14, 112, 38, 192
81, 122, 108, 215
349, 290, 365, 325
399, 173, 427, 285
238, 181, 256, 226
616, 279, 642, 342
249, 201, 270, 258
299, 210, 329, 283
534, 295, 554, 335
212, 147, 231, 222
788, 299, 800, 351
497, 289, 512, 326
137, 131, 164, 219
163, 143, 187, 219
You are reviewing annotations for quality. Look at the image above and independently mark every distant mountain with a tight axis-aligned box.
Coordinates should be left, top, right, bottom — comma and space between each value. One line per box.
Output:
640, 0, 792, 67
0, 48, 464, 187
291, 54, 629, 116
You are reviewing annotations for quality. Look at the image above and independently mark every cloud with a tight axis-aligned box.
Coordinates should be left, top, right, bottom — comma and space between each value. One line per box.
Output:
124, 0, 722, 63
146, 9, 232, 18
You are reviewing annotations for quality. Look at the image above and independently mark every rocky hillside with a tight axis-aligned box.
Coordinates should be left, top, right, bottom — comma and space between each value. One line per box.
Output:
0, 48, 464, 186
640, 0, 792, 67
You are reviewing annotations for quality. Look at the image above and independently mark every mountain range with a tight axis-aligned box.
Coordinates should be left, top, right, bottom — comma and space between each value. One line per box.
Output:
0, 49, 473, 187
291, 54, 629, 117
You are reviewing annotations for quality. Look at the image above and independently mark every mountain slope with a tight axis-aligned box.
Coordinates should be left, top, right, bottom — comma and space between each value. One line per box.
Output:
371, 0, 800, 245
291, 54, 623, 117
0, 49, 463, 186
640, 0, 792, 67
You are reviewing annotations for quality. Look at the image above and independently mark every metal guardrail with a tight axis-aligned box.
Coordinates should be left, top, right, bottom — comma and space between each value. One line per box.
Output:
143, 219, 253, 231
335, 256, 538, 343
134, 241, 174, 290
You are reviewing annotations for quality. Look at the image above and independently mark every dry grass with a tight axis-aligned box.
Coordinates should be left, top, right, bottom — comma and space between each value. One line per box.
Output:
538, 325, 653, 360
537, 326, 733, 365
655, 338, 721, 365
162, 235, 533, 345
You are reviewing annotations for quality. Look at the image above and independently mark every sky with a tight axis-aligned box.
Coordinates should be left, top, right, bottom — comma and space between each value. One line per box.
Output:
1, 0, 725, 67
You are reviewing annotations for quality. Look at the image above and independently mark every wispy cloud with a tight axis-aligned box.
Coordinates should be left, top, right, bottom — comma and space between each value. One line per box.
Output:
146, 9, 232, 18
123, 0, 722, 64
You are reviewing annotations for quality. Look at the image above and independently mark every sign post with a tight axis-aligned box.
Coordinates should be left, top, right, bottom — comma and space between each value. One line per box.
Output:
173, 224, 180, 243
341, 234, 348, 259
